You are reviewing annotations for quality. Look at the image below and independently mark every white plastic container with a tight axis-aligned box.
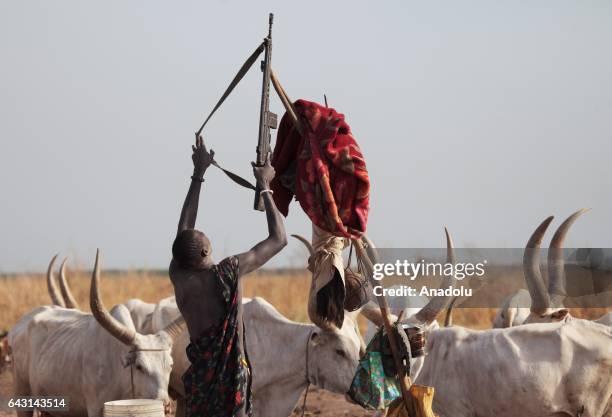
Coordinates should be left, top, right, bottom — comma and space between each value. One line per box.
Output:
104, 399, 164, 417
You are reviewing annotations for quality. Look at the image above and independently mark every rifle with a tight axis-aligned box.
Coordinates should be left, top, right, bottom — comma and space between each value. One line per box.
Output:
253, 13, 278, 210
196, 14, 292, 208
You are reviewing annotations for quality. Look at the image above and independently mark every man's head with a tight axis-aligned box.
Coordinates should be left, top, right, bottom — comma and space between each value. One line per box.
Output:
172, 229, 212, 269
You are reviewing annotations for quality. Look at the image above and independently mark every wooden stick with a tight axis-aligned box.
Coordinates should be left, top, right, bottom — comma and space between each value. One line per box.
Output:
408, 385, 436, 417
270, 70, 305, 135
352, 238, 413, 411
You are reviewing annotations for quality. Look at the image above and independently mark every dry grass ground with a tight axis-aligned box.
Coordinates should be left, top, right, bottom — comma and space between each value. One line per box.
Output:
0, 268, 314, 332
1, 266, 608, 332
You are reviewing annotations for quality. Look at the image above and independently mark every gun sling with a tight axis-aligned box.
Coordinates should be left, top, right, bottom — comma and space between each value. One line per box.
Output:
195, 42, 265, 191
195, 34, 310, 193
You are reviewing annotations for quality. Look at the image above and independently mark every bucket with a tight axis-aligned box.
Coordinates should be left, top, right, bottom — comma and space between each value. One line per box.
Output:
104, 399, 164, 417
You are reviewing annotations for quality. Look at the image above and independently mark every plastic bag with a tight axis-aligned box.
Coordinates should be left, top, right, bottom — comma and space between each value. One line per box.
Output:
347, 337, 401, 409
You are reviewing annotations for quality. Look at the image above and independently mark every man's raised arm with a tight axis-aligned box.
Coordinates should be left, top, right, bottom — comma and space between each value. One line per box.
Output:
176, 135, 215, 235
236, 160, 287, 276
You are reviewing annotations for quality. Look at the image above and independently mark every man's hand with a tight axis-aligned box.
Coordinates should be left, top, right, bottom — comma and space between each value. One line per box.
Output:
252, 158, 275, 189
192, 134, 215, 177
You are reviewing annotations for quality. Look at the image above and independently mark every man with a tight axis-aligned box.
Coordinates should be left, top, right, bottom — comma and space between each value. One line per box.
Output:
170, 135, 287, 417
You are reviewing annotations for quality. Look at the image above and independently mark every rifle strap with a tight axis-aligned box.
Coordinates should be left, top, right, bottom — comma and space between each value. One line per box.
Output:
211, 160, 256, 190
196, 41, 266, 191
197, 41, 265, 136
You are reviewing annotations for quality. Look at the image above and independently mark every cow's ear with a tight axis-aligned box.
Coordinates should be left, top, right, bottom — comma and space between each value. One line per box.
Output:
551, 309, 569, 321
310, 332, 320, 346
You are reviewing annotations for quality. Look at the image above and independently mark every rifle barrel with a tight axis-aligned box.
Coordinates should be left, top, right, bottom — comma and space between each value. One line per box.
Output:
254, 14, 275, 211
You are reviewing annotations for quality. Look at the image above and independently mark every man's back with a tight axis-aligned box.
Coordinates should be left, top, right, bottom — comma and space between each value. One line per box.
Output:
170, 260, 228, 338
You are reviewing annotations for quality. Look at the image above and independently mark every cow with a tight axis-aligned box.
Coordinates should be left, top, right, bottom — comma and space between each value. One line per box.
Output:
9, 250, 186, 417
358, 234, 612, 417
144, 296, 366, 417
415, 319, 612, 417
51, 273, 368, 417
494, 210, 611, 328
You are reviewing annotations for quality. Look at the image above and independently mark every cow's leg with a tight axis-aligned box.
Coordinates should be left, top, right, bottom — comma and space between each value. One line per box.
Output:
13, 374, 33, 417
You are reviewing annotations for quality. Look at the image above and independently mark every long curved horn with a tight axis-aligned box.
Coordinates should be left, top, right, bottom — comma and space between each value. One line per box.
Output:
47, 254, 65, 307
359, 301, 395, 327
444, 297, 458, 327
414, 228, 457, 324
291, 234, 314, 256
350, 236, 385, 327
162, 316, 186, 341
90, 249, 136, 345
548, 209, 590, 306
59, 258, 80, 309
445, 227, 456, 265
523, 216, 554, 314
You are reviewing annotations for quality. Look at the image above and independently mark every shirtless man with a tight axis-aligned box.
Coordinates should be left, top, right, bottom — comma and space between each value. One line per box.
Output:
169, 135, 287, 417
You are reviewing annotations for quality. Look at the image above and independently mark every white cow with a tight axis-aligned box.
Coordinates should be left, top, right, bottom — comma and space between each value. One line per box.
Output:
356, 233, 612, 417
494, 210, 611, 328
148, 296, 365, 417
9, 251, 185, 417
416, 319, 612, 417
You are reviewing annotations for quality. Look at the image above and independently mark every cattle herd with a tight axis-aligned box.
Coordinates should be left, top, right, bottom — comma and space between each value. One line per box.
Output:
1, 209, 611, 417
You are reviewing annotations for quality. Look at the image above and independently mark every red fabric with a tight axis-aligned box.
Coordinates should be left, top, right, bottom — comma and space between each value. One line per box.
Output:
270, 99, 370, 238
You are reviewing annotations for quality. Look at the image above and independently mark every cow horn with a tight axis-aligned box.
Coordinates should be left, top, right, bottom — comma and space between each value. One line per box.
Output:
523, 216, 554, 315
444, 297, 458, 327
352, 236, 385, 327
548, 209, 590, 307
59, 258, 80, 309
415, 228, 457, 324
445, 227, 456, 265
47, 254, 65, 308
162, 316, 186, 341
89, 249, 136, 345
359, 301, 386, 327
291, 234, 314, 256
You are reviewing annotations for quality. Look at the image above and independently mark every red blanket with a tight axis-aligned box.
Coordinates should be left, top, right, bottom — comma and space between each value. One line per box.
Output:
270, 99, 370, 238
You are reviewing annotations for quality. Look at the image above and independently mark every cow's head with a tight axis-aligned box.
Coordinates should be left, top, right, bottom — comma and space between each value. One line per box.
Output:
89, 250, 185, 407
306, 310, 363, 393
522, 210, 588, 324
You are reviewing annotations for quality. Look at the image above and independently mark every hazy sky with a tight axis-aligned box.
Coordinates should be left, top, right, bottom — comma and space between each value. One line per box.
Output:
1, 1, 611, 272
